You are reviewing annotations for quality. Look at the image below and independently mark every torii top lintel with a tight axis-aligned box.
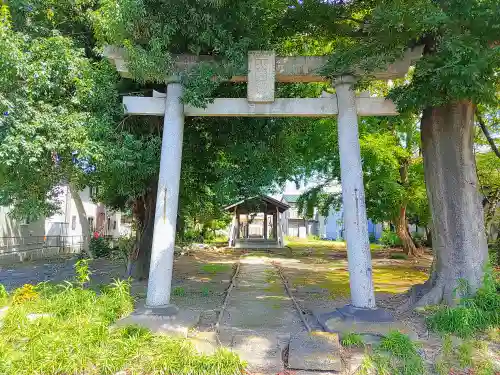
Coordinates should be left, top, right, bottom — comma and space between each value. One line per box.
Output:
103, 45, 423, 84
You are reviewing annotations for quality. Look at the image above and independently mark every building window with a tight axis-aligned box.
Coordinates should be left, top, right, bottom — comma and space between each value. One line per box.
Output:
88, 217, 94, 231
107, 217, 111, 231
89, 186, 99, 197
71, 216, 77, 230
113, 220, 117, 230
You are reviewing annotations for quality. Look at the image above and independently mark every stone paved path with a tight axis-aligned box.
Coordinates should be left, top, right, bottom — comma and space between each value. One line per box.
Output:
219, 256, 305, 374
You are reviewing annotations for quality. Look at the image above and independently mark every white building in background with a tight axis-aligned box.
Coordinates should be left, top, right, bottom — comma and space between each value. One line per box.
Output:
44, 185, 123, 238
0, 185, 125, 262
277, 180, 384, 241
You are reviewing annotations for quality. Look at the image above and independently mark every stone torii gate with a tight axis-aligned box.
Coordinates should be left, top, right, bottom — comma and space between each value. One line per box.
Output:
106, 47, 422, 332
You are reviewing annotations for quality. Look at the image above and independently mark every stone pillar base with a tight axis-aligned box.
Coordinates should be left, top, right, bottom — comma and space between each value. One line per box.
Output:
114, 303, 200, 338
314, 304, 418, 342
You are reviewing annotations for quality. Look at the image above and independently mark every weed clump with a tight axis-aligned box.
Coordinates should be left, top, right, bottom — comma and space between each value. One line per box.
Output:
0, 270, 244, 375
426, 270, 500, 338
341, 332, 364, 347
360, 331, 424, 375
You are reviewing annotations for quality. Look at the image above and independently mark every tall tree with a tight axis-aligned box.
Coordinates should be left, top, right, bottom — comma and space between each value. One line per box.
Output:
296, 115, 429, 256
0, 2, 122, 256
285, 0, 499, 305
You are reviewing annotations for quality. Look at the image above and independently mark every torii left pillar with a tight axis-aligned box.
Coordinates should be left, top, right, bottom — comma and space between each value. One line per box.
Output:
146, 82, 184, 308
117, 82, 200, 336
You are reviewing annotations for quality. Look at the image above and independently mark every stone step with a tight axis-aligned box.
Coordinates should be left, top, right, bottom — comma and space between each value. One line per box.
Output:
287, 332, 342, 372
230, 334, 287, 375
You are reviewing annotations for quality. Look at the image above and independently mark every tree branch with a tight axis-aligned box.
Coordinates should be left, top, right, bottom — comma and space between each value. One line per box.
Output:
476, 109, 500, 158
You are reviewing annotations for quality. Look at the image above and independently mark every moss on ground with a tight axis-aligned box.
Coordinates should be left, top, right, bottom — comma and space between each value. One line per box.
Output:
291, 264, 428, 298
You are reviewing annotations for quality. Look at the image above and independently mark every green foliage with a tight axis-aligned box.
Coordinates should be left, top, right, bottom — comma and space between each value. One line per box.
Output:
341, 332, 364, 347
361, 331, 426, 375
0, 277, 244, 375
89, 237, 113, 258
300, 0, 500, 111
113, 235, 135, 262
457, 340, 474, 368
74, 259, 92, 286
172, 286, 186, 297
0, 3, 122, 220
379, 331, 421, 361
297, 115, 429, 247
427, 270, 500, 338
200, 286, 212, 297
92, 0, 294, 106
362, 331, 425, 375
380, 229, 403, 248
0, 284, 8, 299
436, 336, 495, 375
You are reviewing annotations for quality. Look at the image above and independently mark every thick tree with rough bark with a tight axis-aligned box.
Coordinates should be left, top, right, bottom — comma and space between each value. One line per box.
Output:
287, 0, 499, 305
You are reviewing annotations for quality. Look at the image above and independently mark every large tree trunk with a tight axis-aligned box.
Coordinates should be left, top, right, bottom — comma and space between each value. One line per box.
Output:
131, 181, 157, 280
395, 205, 422, 257
69, 183, 93, 259
414, 101, 488, 306
425, 226, 433, 247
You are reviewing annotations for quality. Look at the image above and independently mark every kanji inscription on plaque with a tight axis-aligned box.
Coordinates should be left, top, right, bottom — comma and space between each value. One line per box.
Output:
247, 51, 275, 103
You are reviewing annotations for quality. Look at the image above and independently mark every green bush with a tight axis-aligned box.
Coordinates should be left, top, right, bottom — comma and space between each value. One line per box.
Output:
379, 229, 402, 248
114, 235, 135, 261
369, 233, 377, 244
182, 229, 203, 243
427, 270, 500, 338
89, 236, 112, 258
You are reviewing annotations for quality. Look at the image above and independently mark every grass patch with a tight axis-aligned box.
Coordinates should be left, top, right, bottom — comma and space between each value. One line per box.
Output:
285, 237, 346, 254
205, 235, 228, 244
200, 286, 212, 297
361, 331, 424, 375
341, 332, 364, 347
436, 335, 495, 375
172, 286, 186, 297
0, 284, 8, 306
0, 277, 244, 375
370, 243, 385, 251
200, 263, 231, 274
426, 270, 500, 338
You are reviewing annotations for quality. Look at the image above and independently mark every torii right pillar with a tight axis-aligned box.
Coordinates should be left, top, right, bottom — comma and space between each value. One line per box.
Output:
335, 76, 376, 309
316, 76, 396, 333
